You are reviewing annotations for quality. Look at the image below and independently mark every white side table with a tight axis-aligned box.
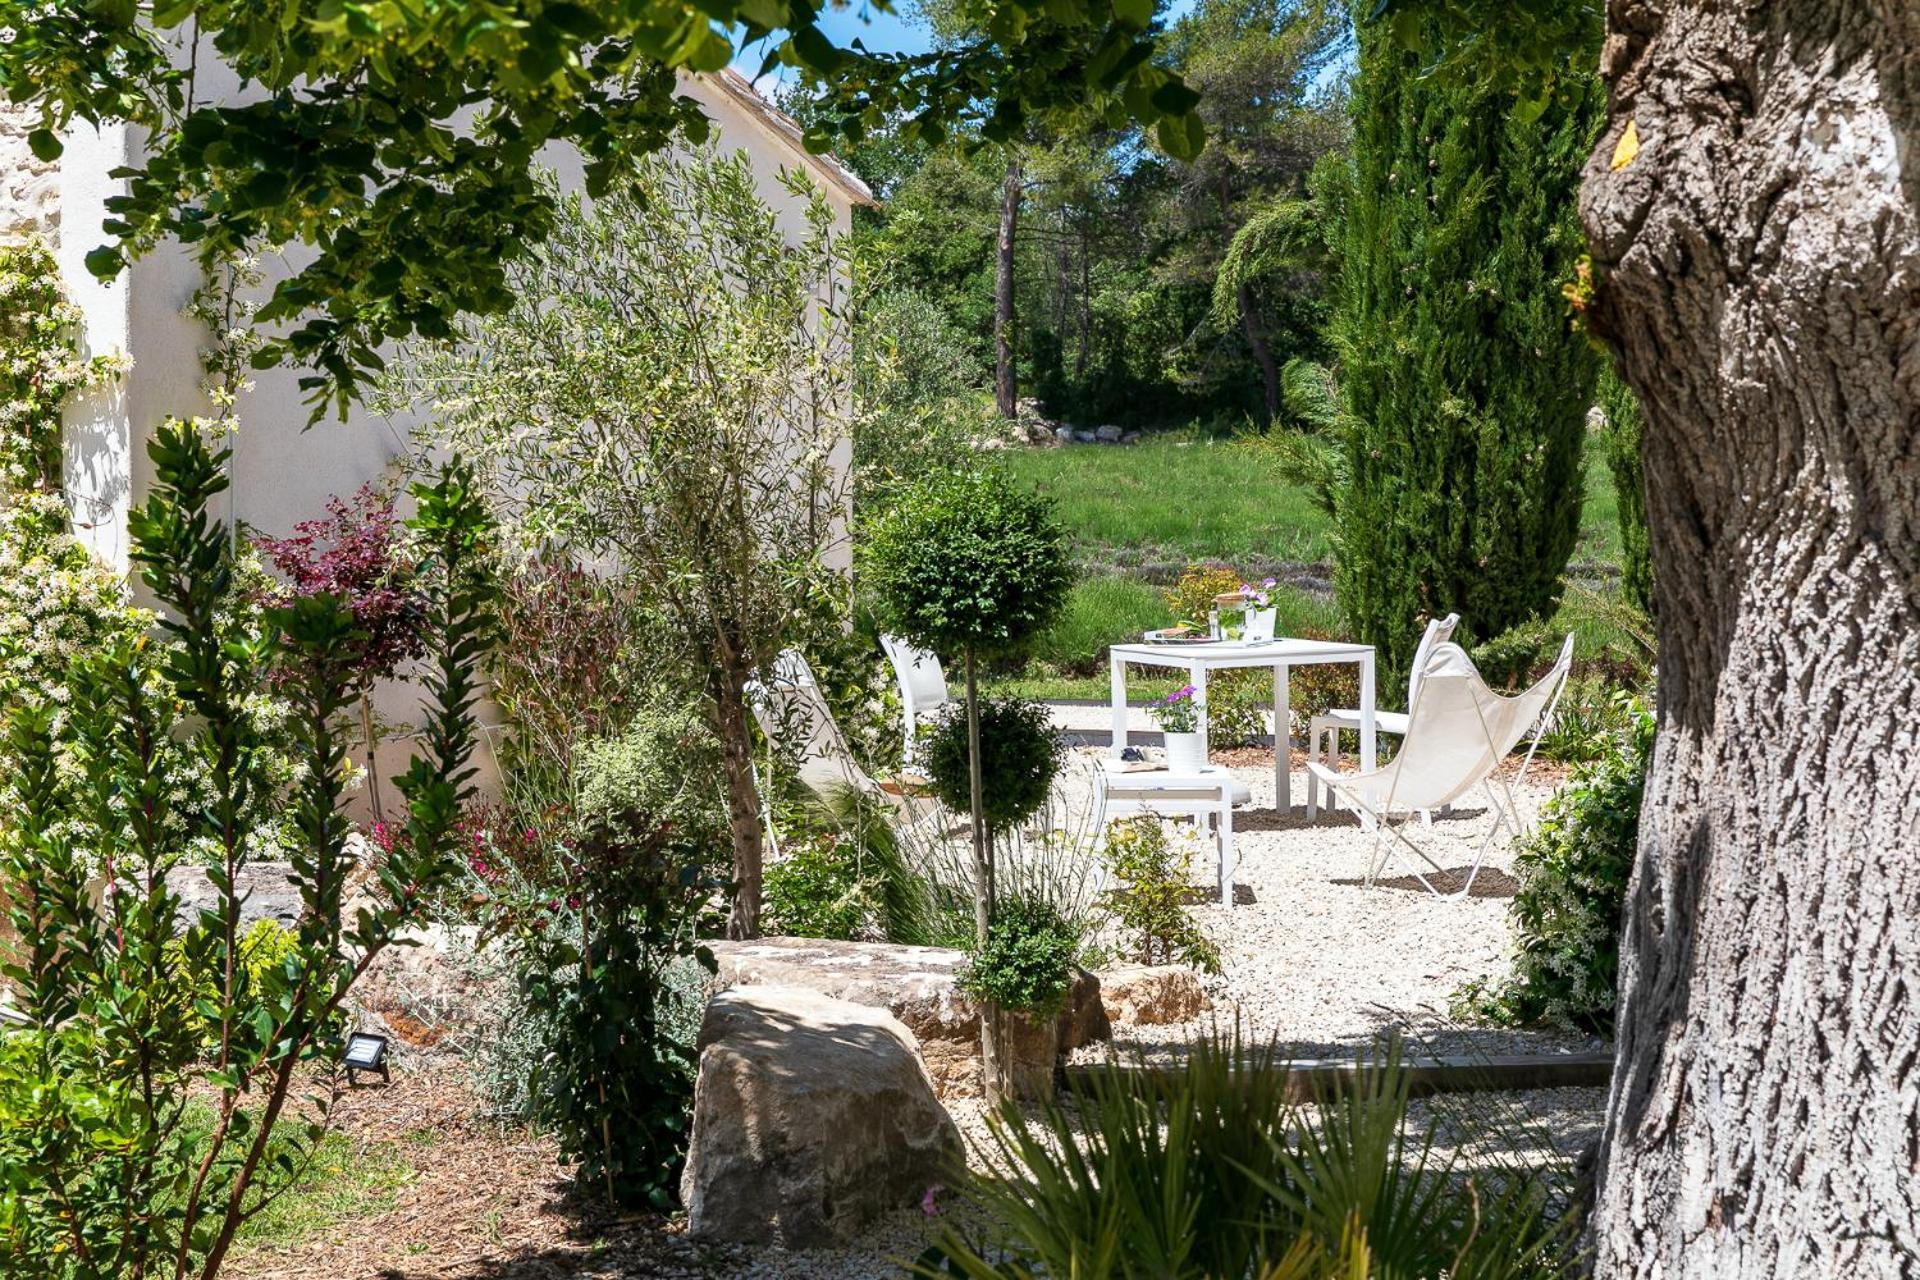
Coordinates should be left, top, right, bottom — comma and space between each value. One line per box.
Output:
1107, 638, 1378, 817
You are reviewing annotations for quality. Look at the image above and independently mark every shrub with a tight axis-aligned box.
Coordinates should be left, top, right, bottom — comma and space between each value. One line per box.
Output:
1458, 694, 1652, 1034
1099, 819, 1221, 972
462, 704, 727, 1209
923, 696, 1065, 839
958, 897, 1079, 1017
921, 1030, 1571, 1280
864, 469, 1076, 668
1329, 15, 1603, 686
0, 425, 494, 1279
764, 832, 871, 941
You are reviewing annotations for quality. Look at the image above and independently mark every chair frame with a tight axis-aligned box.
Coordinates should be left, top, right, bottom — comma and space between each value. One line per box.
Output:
1309, 638, 1573, 900
1307, 613, 1459, 823
879, 634, 951, 769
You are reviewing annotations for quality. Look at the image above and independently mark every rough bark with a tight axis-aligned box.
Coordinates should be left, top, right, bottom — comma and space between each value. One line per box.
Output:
1238, 280, 1280, 427
1582, 0, 1920, 1273
995, 153, 1022, 420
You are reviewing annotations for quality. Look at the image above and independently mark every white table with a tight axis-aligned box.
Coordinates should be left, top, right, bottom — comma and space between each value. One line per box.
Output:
1108, 637, 1377, 816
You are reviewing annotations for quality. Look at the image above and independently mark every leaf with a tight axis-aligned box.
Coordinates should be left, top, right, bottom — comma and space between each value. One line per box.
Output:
1610, 120, 1640, 172
1110, 0, 1152, 32
27, 129, 62, 162
1156, 113, 1206, 162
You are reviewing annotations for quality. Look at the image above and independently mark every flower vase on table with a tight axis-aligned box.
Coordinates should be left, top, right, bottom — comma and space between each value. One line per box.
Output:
1151, 684, 1207, 772
1211, 579, 1280, 642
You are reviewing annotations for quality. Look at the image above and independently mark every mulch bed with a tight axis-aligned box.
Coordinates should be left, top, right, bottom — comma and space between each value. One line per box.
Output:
227, 1068, 723, 1280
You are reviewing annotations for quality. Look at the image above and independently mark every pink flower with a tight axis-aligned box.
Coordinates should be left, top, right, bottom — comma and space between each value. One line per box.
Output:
920, 1183, 943, 1217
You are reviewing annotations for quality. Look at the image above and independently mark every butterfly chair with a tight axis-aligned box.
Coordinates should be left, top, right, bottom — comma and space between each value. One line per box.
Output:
1306, 637, 1573, 899
746, 650, 935, 849
1307, 612, 1459, 823
879, 634, 952, 769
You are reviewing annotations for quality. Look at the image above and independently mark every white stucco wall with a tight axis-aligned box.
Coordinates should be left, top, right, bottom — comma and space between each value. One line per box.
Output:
1, 65, 866, 814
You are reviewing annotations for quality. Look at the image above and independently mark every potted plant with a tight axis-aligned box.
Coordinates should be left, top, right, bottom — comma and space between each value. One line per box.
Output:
1152, 684, 1207, 771
1211, 577, 1280, 641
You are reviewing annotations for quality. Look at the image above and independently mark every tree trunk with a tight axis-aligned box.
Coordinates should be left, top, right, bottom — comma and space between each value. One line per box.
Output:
1581, 1, 1920, 1273
995, 152, 1022, 420
1237, 281, 1280, 427
717, 661, 766, 940
965, 651, 1007, 1103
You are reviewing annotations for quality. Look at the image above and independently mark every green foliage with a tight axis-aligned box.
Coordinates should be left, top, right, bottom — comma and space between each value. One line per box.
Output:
1099, 819, 1221, 971
863, 470, 1076, 664
765, 786, 939, 945
923, 1030, 1571, 1279
4, 0, 1201, 417
924, 697, 1066, 836
958, 897, 1080, 1016
0, 422, 493, 1280
1597, 362, 1653, 614
0, 239, 124, 491
461, 699, 727, 1210
1329, 8, 1604, 683
1459, 695, 1652, 1033
1028, 577, 1174, 676
852, 285, 997, 515
764, 832, 872, 942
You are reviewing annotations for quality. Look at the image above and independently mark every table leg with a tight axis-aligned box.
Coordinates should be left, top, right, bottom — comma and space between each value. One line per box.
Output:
1359, 650, 1378, 828
1190, 661, 1208, 761
1109, 652, 1128, 757
1273, 661, 1291, 813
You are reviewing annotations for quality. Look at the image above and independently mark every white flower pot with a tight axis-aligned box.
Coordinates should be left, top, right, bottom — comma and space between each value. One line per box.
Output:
1164, 730, 1208, 773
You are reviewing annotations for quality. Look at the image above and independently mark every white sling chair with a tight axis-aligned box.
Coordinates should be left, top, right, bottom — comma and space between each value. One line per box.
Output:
1307, 612, 1459, 822
747, 650, 933, 842
1307, 636, 1573, 899
879, 634, 951, 768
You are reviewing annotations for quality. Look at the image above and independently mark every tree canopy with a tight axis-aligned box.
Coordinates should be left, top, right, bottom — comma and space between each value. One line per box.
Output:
0, 0, 1205, 415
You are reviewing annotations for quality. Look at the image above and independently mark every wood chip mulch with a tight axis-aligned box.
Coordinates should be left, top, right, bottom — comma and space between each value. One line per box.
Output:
226, 1068, 729, 1280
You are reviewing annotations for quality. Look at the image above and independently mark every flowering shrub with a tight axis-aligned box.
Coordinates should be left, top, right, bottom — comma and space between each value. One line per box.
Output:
1149, 684, 1203, 735
0, 238, 126, 491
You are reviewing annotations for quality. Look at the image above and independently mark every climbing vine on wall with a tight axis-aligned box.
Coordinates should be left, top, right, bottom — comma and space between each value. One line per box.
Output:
0, 238, 125, 494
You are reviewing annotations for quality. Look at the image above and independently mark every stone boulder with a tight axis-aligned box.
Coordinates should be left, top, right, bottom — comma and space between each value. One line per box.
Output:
681, 985, 962, 1247
1099, 964, 1212, 1026
707, 937, 1109, 1098
1094, 424, 1124, 443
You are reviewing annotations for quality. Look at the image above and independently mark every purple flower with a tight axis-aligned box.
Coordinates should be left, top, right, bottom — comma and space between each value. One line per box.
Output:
921, 1183, 943, 1217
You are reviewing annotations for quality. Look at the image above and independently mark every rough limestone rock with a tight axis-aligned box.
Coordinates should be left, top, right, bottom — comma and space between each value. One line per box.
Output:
706, 937, 1108, 1098
1094, 424, 1124, 443
1072, 428, 1098, 444
1120, 430, 1143, 445
1099, 964, 1212, 1026
681, 985, 962, 1247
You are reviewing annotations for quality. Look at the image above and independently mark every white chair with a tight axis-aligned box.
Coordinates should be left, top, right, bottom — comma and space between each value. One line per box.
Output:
1306, 637, 1573, 900
1307, 612, 1459, 821
1093, 760, 1251, 906
747, 649, 932, 830
879, 634, 951, 768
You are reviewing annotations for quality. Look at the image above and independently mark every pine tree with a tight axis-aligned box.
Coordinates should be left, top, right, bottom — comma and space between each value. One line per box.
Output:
1328, 10, 1602, 681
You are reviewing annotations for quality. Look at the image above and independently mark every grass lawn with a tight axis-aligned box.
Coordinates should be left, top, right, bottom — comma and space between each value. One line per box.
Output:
1000, 434, 1623, 573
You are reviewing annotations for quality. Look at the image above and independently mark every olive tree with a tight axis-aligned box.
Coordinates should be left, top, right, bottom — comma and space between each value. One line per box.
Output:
862, 469, 1073, 1100
383, 147, 848, 940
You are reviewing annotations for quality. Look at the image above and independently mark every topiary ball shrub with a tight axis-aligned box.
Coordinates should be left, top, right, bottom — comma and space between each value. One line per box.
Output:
861, 469, 1075, 663
958, 896, 1080, 1017
923, 696, 1065, 834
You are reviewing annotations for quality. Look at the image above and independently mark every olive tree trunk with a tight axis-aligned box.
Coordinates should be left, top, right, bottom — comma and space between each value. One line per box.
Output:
717, 658, 767, 940
1581, 0, 1920, 1272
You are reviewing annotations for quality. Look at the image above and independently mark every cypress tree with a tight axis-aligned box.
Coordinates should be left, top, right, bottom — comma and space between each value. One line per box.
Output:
1597, 361, 1654, 614
1329, 11, 1603, 682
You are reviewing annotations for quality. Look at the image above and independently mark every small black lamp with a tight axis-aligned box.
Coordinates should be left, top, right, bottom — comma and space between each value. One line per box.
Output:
344, 1031, 391, 1086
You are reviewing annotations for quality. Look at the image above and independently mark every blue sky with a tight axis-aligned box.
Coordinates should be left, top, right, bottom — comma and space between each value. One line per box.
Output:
732, 0, 1205, 85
